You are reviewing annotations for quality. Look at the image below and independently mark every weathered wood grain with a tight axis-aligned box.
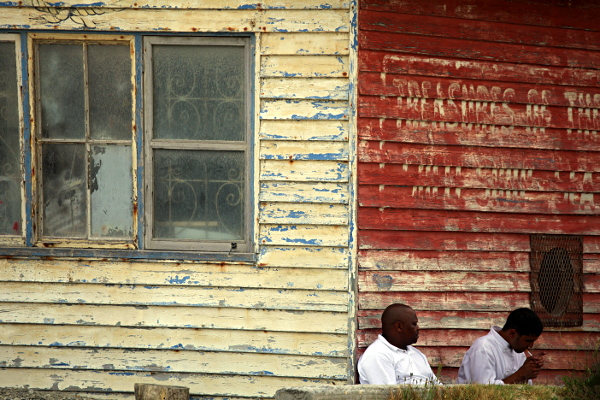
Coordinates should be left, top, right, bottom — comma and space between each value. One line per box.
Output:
359, 230, 600, 253
261, 56, 348, 78
258, 246, 349, 269
261, 32, 349, 55
359, 185, 600, 215
0, 368, 343, 398
260, 141, 349, 161
260, 202, 349, 225
260, 181, 349, 204
0, 282, 349, 311
260, 160, 349, 182
0, 323, 348, 357
358, 163, 600, 193
359, 51, 600, 88
0, 346, 347, 379
359, 141, 600, 172
260, 224, 349, 247
261, 99, 348, 120
358, 118, 600, 152
259, 120, 348, 141
261, 78, 349, 100
0, 303, 348, 333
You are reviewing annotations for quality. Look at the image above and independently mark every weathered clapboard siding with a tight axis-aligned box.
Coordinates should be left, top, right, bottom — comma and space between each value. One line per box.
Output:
0, 1, 355, 399
357, 0, 600, 385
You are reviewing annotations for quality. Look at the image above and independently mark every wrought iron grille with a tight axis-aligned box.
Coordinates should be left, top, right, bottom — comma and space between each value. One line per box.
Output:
530, 235, 583, 327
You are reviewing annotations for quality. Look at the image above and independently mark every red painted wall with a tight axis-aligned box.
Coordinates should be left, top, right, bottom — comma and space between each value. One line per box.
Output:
357, 0, 600, 384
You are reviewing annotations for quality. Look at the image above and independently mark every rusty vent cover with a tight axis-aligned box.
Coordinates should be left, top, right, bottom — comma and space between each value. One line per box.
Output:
530, 235, 583, 327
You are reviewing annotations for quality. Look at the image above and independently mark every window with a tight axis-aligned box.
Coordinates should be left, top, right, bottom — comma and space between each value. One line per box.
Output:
0, 33, 252, 255
530, 234, 583, 327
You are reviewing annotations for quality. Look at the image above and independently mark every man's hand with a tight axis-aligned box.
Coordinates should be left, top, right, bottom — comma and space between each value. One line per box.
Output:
502, 352, 545, 384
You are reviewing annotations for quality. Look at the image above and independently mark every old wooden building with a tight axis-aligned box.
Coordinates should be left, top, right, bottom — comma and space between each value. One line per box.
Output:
1, 0, 599, 398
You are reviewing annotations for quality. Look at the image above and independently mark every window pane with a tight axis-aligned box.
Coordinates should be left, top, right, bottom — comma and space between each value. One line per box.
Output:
91, 145, 133, 238
153, 149, 244, 241
89, 44, 132, 140
42, 143, 87, 237
0, 42, 21, 235
153, 45, 245, 141
39, 44, 85, 139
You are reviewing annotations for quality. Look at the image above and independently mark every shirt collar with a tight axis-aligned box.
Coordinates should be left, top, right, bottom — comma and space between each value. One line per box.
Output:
490, 325, 512, 352
378, 334, 412, 353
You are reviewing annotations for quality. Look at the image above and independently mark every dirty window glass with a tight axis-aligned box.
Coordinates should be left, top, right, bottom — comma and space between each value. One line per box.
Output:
0, 41, 21, 236
37, 40, 134, 243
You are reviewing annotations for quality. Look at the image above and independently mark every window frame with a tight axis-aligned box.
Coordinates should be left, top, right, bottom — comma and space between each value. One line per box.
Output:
143, 35, 253, 253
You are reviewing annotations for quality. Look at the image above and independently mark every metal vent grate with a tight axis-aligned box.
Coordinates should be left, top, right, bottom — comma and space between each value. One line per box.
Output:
530, 235, 583, 327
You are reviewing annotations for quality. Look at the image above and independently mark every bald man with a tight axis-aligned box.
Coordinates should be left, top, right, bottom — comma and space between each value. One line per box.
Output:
357, 303, 440, 385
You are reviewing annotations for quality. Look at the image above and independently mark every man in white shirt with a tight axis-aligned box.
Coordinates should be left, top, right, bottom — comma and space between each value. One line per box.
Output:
457, 308, 545, 385
358, 303, 440, 385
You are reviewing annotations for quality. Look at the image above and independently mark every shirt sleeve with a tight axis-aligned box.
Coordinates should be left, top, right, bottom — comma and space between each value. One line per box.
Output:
460, 346, 505, 385
358, 352, 397, 385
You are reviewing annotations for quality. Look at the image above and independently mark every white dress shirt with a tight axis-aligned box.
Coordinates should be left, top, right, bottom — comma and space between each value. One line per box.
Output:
358, 334, 440, 385
457, 326, 529, 385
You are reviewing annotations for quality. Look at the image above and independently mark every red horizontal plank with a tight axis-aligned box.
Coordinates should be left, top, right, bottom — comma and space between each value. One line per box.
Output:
358, 270, 531, 292
433, 367, 586, 386
360, 30, 600, 70
359, 72, 600, 111
358, 249, 530, 272
359, 0, 600, 32
358, 291, 530, 312
358, 207, 600, 235
358, 309, 600, 331
358, 141, 600, 172
359, 95, 600, 131
357, 328, 600, 351
358, 292, 600, 314
358, 163, 600, 193
359, 185, 600, 215
360, 9, 600, 52
359, 51, 600, 88
358, 230, 600, 253
358, 117, 600, 152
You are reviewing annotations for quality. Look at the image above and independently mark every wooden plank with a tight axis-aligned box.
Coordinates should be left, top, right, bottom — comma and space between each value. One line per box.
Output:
259, 160, 349, 182
358, 141, 600, 173
8, 0, 350, 10
359, 95, 600, 132
358, 118, 600, 152
261, 32, 349, 55
358, 230, 600, 253
358, 163, 600, 193
261, 99, 348, 120
360, 9, 600, 52
0, 282, 349, 311
359, 207, 600, 235
0, 324, 348, 357
359, 0, 600, 32
260, 140, 349, 160
0, 346, 347, 379
357, 329, 600, 351
258, 246, 349, 269
260, 224, 349, 247
0, 368, 343, 398
358, 292, 600, 314
359, 51, 600, 88
1, 9, 350, 32
435, 367, 580, 386
259, 120, 348, 141
259, 181, 349, 204
358, 271, 532, 292
0, 258, 347, 290
358, 310, 600, 331
261, 78, 349, 100
0, 303, 348, 333
260, 202, 349, 225
261, 55, 348, 78
359, 185, 600, 215
358, 250, 530, 272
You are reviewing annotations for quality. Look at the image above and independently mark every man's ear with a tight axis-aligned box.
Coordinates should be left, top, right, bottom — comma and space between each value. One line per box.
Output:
507, 328, 518, 339
394, 320, 403, 332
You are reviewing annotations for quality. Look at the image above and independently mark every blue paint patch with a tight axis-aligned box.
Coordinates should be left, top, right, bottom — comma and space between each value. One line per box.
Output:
290, 112, 347, 120
49, 342, 63, 347
316, 284, 323, 289
166, 275, 191, 284
250, 370, 275, 375
109, 371, 135, 376
170, 344, 185, 349
43, 318, 55, 324
237, 4, 257, 9
285, 210, 306, 218
283, 238, 320, 245
51, 362, 70, 367
71, 2, 106, 6
144, 285, 160, 289
0, 2, 19, 6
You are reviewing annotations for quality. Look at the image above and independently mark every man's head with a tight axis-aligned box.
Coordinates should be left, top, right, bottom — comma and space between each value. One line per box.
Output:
500, 308, 544, 353
381, 303, 420, 350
